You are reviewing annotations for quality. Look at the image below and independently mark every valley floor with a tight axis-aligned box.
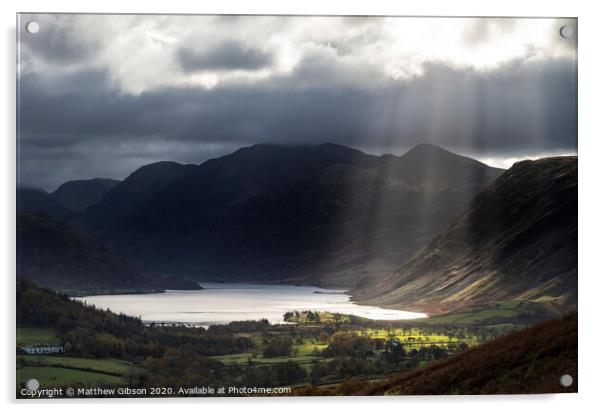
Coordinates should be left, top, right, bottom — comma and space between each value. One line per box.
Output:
16, 280, 576, 398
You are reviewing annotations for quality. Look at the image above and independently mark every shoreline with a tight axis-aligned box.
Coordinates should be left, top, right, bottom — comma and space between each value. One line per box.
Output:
75, 281, 427, 326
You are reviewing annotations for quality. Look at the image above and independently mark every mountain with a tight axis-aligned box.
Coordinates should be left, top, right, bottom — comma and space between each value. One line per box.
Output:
355, 157, 577, 314
73, 143, 504, 287
17, 188, 75, 221
52, 178, 120, 212
376, 143, 502, 191
17, 214, 200, 293
364, 314, 577, 395
72, 161, 198, 235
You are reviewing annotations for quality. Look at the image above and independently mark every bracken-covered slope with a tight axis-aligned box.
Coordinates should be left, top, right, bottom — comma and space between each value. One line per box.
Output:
364, 313, 577, 395
17, 214, 200, 292
356, 156, 577, 314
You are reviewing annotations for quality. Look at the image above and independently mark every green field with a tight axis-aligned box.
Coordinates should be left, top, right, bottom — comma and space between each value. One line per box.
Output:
17, 352, 145, 389
210, 352, 321, 366
353, 328, 478, 347
208, 352, 255, 365
209, 340, 327, 372
415, 300, 558, 326
17, 327, 60, 345
18, 355, 145, 377
295, 342, 328, 356
17, 366, 126, 387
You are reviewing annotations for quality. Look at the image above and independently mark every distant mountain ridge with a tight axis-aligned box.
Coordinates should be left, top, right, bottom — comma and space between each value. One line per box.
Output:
377, 143, 502, 191
17, 188, 75, 221
72, 162, 197, 235
17, 213, 200, 293
355, 156, 577, 314
70, 143, 504, 287
52, 178, 120, 212
18, 178, 121, 219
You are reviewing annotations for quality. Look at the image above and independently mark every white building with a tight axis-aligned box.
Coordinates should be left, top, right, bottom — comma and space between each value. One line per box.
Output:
20, 345, 64, 355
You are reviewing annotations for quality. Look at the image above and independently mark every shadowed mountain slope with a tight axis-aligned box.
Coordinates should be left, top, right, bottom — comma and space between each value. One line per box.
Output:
17, 214, 200, 292
356, 156, 577, 314
17, 188, 75, 221
72, 161, 198, 235
72, 143, 503, 287
376, 143, 502, 191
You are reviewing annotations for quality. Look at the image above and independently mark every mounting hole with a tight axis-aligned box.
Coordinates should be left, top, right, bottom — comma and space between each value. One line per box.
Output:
25, 378, 39, 391
25, 21, 40, 34
559, 25, 574, 39
560, 374, 573, 387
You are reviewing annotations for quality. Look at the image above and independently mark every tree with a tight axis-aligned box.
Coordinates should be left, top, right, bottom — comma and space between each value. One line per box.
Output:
309, 362, 323, 385
262, 338, 293, 357
270, 361, 307, 386
384, 338, 406, 365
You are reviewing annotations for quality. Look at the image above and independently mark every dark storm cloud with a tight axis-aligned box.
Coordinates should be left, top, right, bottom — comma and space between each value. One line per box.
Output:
20, 16, 97, 65
18, 56, 577, 190
178, 41, 273, 72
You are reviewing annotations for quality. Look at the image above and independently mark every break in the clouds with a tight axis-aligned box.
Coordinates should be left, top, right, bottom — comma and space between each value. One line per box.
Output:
17, 14, 577, 190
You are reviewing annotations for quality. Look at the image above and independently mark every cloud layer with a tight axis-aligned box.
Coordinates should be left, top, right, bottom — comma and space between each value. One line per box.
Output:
17, 14, 577, 190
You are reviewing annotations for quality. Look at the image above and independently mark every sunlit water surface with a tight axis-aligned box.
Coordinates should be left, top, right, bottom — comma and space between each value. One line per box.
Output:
76, 283, 427, 327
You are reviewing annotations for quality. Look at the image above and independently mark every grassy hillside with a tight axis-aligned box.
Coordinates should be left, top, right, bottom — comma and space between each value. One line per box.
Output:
16, 355, 145, 388
414, 300, 564, 327
356, 156, 577, 315
17, 327, 60, 345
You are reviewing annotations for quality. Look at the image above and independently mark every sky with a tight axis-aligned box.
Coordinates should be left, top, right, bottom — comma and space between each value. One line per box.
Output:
17, 14, 577, 191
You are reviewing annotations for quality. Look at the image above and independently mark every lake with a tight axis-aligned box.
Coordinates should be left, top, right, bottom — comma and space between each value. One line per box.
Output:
76, 283, 427, 327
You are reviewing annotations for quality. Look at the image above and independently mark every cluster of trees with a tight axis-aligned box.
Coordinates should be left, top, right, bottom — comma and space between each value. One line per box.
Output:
207, 319, 270, 334
142, 346, 232, 389
262, 338, 293, 357
283, 310, 365, 325
144, 348, 307, 390
310, 358, 385, 384
308, 332, 456, 384
239, 361, 307, 387
322, 332, 377, 357
18, 279, 254, 361
284, 310, 321, 323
